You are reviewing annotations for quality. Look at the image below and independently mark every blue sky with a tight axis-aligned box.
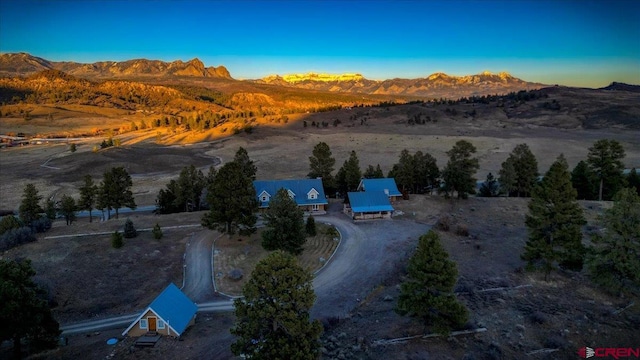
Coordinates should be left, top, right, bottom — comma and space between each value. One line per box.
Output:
1, 0, 638, 87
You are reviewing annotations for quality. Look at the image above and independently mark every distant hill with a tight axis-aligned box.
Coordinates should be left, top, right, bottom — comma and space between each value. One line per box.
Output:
0, 52, 232, 79
256, 71, 546, 98
600, 82, 640, 93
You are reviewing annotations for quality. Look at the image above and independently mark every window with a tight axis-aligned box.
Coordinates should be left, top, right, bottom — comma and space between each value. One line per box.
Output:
140, 319, 148, 329
309, 193, 317, 200
158, 320, 165, 329
312, 204, 319, 211
261, 195, 268, 202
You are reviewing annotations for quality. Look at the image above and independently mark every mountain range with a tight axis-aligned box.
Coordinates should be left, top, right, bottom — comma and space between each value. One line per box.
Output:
0, 53, 545, 98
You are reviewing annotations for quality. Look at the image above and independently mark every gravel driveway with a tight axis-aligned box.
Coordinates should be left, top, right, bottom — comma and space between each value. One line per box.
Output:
182, 229, 219, 303
311, 214, 430, 319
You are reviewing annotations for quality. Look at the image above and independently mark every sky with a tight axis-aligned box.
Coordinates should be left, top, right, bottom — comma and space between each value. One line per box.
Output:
0, 0, 639, 87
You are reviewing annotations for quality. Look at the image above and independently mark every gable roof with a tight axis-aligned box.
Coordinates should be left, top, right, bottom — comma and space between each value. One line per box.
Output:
348, 191, 394, 213
253, 179, 328, 208
358, 178, 402, 197
122, 283, 197, 336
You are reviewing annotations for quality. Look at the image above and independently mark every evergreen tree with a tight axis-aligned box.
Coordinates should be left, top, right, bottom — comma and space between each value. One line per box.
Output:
155, 180, 180, 214
571, 160, 597, 200
440, 140, 479, 199
69, 143, 76, 153
627, 168, 640, 195
0, 259, 60, 359
499, 143, 538, 197
262, 188, 306, 255
588, 188, 640, 295
202, 161, 258, 236
98, 167, 136, 219
234, 147, 257, 181
413, 151, 439, 194
479, 172, 500, 197
396, 231, 468, 335
58, 194, 76, 225
79, 175, 98, 222
394, 149, 415, 193
305, 215, 317, 236
231, 251, 322, 359
587, 139, 626, 201
307, 142, 336, 195
498, 156, 517, 196
0, 215, 22, 236
123, 218, 137, 238
152, 223, 163, 240
363, 164, 384, 179
522, 155, 586, 280
336, 150, 361, 195
175, 165, 205, 212
19, 183, 42, 227
44, 198, 57, 221
111, 231, 123, 248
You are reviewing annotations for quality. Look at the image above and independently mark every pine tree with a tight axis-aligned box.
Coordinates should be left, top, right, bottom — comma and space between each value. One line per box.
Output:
627, 168, 640, 195
394, 149, 415, 193
44, 198, 57, 220
308, 142, 336, 195
363, 164, 384, 179
522, 155, 586, 280
413, 151, 439, 194
0, 259, 60, 359
500, 144, 538, 197
111, 231, 124, 248
336, 150, 362, 195
588, 188, 640, 295
175, 165, 205, 212
234, 147, 257, 181
19, 183, 42, 227
396, 231, 468, 335
202, 161, 257, 236
479, 172, 500, 197
262, 188, 306, 255
231, 251, 322, 359
79, 175, 98, 222
305, 215, 317, 236
123, 218, 137, 238
98, 167, 136, 219
440, 140, 479, 199
571, 160, 597, 200
498, 156, 517, 196
58, 194, 76, 225
587, 139, 626, 201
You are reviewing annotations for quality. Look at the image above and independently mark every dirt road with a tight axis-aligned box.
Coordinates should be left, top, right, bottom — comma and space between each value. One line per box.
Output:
311, 214, 430, 319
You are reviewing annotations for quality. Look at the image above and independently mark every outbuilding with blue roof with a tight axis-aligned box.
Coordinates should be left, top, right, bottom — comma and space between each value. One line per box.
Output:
345, 191, 394, 220
122, 283, 197, 338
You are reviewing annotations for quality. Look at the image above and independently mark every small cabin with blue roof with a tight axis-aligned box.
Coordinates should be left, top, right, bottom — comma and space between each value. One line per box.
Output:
253, 179, 328, 213
357, 178, 402, 202
122, 283, 197, 338
345, 191, 394, 220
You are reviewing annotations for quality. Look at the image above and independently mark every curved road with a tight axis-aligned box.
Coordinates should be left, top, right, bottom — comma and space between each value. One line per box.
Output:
61, 213, 429, 335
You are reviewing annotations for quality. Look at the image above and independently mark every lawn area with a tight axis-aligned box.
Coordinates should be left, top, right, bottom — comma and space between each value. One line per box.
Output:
213, 223, 339, 296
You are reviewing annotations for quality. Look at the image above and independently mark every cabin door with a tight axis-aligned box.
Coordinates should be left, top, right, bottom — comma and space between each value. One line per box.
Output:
148, 317, 157, 331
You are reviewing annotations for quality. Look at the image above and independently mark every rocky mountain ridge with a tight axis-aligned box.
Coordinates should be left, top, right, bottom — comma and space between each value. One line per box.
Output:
0, 52, 232, 79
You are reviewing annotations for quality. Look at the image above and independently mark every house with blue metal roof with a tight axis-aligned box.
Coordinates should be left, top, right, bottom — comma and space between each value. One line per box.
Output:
253, 179, 328, 213
357, 178, 402, 201
122, 283, 197, 338
345, 191, 394, 220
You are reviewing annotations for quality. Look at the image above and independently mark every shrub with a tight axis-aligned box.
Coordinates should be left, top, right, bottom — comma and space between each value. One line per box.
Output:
435, 215, 452, 232
152, 223, 163, 240
31, 216, 52, 233
123, 219, 137, 238
0, 215, 22, 236
0, 226, 36, 251
305, 216, 317, 236
111, 231, 123, 248
455, 224, 469, 237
